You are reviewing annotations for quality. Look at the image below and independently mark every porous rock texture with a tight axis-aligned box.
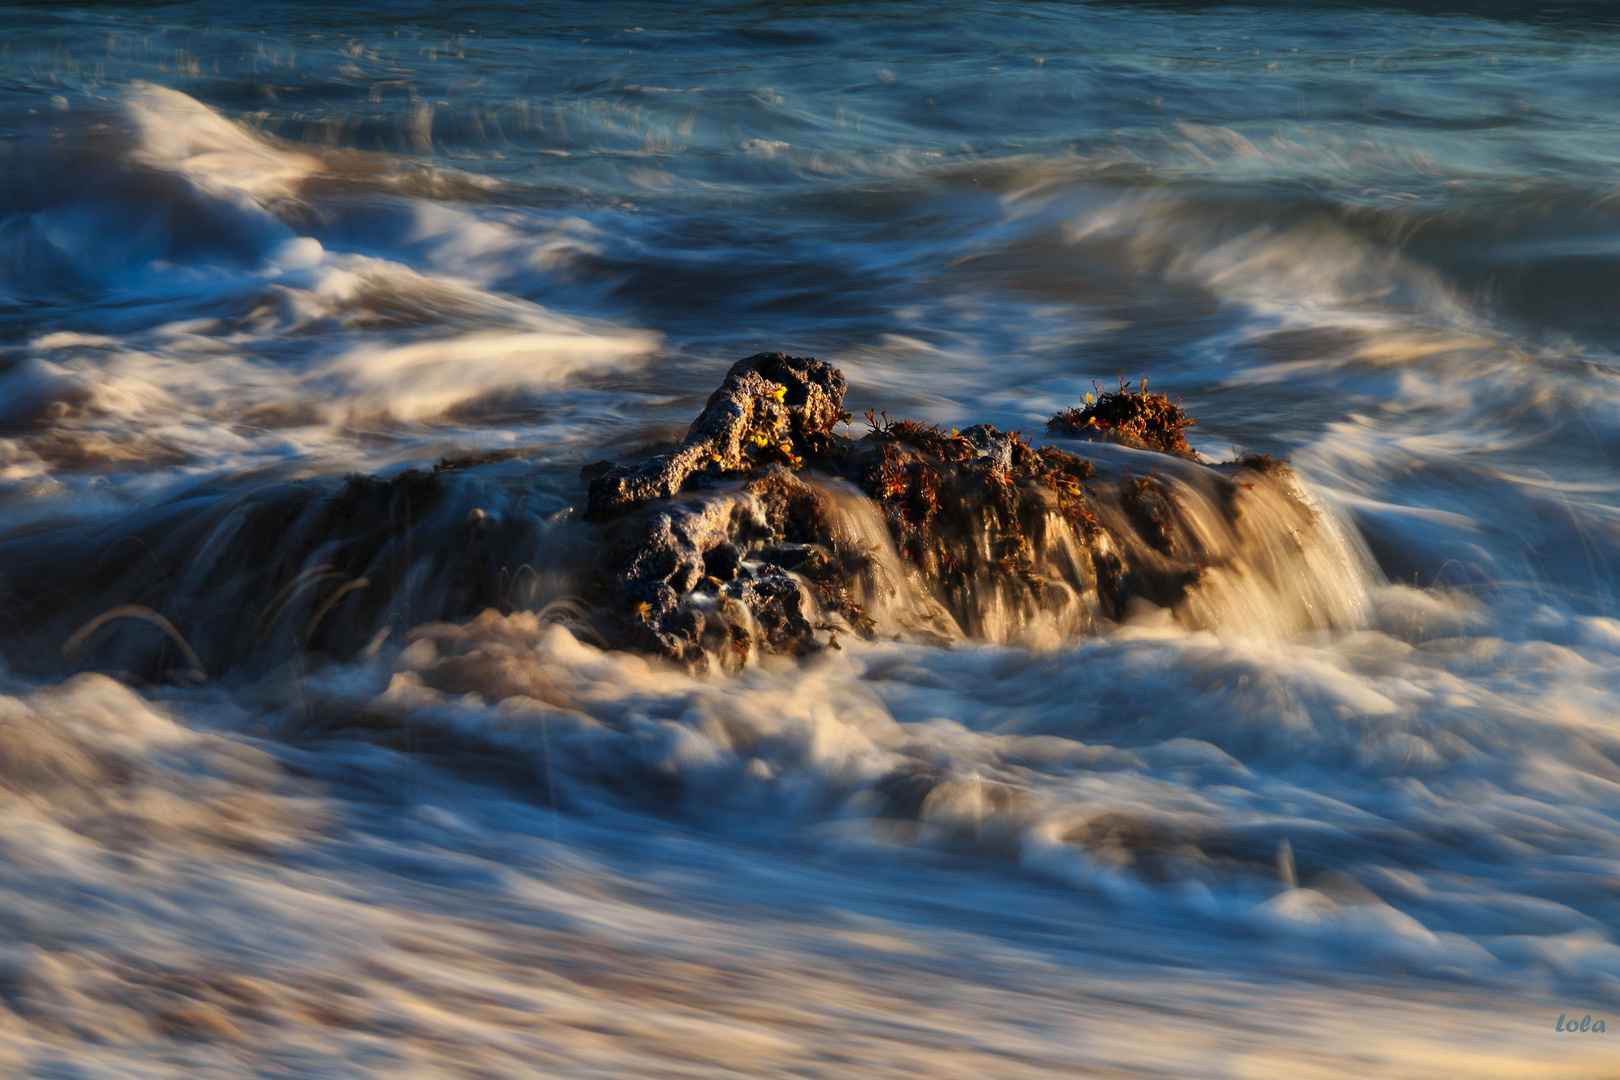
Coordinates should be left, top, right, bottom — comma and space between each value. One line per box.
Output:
581, 353, 1305, 667
585, 352, 850, 520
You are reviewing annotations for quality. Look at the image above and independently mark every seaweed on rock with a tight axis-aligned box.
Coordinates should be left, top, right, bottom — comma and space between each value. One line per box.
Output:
585, 352, 851, 521
5, 351, 1347, 682
582, 353, 1329, 667
1047, 378, 1196, 457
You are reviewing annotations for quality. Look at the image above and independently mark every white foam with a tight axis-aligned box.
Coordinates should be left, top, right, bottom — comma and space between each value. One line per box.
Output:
124, 81, 321, 199
0, 87, 660, 525
0, 667, 1602, 1078
169, 592, 1602, 1013
325, 320, 657, 422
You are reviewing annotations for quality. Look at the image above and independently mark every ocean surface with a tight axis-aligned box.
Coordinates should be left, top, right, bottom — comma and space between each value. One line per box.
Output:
2, 2, 1620, 1075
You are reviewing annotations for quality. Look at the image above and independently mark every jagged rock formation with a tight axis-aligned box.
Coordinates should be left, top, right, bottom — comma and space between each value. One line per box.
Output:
585, 352, 850, 520
582, 354, 1320, 666
591, 465, 847, 660
4, 351, 1342, 682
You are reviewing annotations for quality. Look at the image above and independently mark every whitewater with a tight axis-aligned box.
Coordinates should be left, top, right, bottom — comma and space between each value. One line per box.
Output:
1, 2, 1619, 1076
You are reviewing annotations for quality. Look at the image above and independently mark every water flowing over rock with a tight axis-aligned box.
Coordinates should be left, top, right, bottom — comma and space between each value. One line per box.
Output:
0, 353, 1368, 680
580, 356, 1364, 666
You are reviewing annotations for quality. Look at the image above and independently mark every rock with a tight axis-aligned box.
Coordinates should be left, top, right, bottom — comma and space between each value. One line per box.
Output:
22, 351, 1313, 680
957, 423, 1015, 472
586, 371, 1225, 664
585, 352, 850, 520
592, 465, 866, 664
581, 355, 1323, 666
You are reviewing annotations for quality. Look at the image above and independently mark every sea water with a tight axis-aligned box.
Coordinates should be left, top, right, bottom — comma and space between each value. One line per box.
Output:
1, 2, 1619, 1075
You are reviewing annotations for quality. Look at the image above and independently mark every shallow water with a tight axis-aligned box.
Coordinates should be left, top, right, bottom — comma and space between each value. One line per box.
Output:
3, 2, 1620, 1075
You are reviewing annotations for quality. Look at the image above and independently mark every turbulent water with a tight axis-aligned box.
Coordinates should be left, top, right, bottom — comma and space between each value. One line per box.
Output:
3, 2, 1620, 1075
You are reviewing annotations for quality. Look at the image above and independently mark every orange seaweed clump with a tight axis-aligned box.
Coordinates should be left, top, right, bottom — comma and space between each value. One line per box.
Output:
1026, 445, 1098, 535
1047, 378, 1195, 457
862, 411, 980, 464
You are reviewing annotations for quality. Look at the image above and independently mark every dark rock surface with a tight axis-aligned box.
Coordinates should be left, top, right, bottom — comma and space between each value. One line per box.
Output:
585, 352, 850, 520
580, 354, 1309, 667
592, 467, 850, 661
4, 351, 1319, 681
